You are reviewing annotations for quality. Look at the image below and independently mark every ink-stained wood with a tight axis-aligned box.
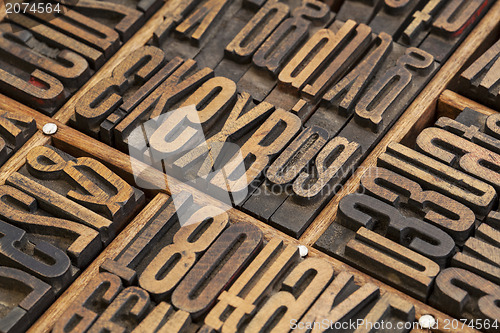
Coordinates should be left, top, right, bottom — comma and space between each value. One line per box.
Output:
359, 166, 476, 245
0, 0, 156, 117
400, 0, 493, 63
370, 0, 426, 38
415, 126, 500, 191
337, 193, 456, 267
378, 142, 496, 218
0, 267, 54, 333
28, 189, 465, 333
0, 95, 149, 331
317, 225, 440, 302
297, 2, 500, 327
458, 36, 500, 109
0, 0, 499, 331
0, 111, 36, 167
430, 268, 500, 333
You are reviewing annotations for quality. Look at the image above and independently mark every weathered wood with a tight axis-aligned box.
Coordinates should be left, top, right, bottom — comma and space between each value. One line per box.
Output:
245, 135, 361, 238
430, 268, 500, 333
378, 142, 496, 218
370, 0, 426, 38
0, 267, 54, 333
342, 227, 440, 302
359, 166, 476, 245
204, 238, 299, 331
437, 90, 498, 120
171, 222, 262, 318
0, 111, 36, 167
337, 193, 456, 267
452, 223, 500, 285
458, 37, 500, 109
71, 46, 165, 141
400, 0, 492, 63
67, 0, 144, 41
416, 126, 500, 191
52, 272, 123, 333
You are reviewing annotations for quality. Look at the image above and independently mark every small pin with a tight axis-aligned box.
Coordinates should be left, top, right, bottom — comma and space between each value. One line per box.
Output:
419, 314, 436, 329
42, 123, 58, 135
297, 245, 308, 258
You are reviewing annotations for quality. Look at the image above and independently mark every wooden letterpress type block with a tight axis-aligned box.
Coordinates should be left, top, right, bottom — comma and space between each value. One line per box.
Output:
237, 0, 335, 101
153, 0, 243, 64
436, 112, 500, 155
370, 0, 426, 38
0, 142, 144, 297
429, 268, 500, 333
337, 46, 437, 156
400, 0, 492, 63
0, 111, 36, 167
70, 46, 166, 143
244, 132, 361, 238
0, 267, 54, 333
64, 0, 144, 41
316, 223, 440, 302
0, 20, 91, 115
416, 126, 500, 191
25, 2, 122, 59
337, 193, 456, 267
452, 222, 500, 285
306, 31, 393, 136
459, 38, 500, 109
360, 167, 476, 245
378, 142, 496, 218
342, 227, 440, 301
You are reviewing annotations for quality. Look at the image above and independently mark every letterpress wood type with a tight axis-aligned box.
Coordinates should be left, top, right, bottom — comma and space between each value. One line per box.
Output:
343, 227, 440, 301
337, 193, 456, 267
0, 267, 54, 333
0, 111, 36, 167
451, 222, 500, 285
435, 113, 500, 155
338, 47, 437, 151
271, 20, 373, 114
152, 0, 242, 64
400, 0, 492, 63
459, 38, 500, 109
378, 142, 497, 218
64, 0, 144, 41
0, 20, 89, 115
237, 0, 335, 102
25, 2, 121, 60
0, 218, 74, 294
486, 113, 500, 138
52, 272, 123, 332
0, 142, 144, 302
416, 126, 500, 191
360, 166, 476, 244
244, 133, 362, 238
430, 268, 500, 333
112, 57, 214, 151
316, 223, 440, 302
70, 46, 166, 142
369, 0, 426, 38
306, 31, 392, 134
